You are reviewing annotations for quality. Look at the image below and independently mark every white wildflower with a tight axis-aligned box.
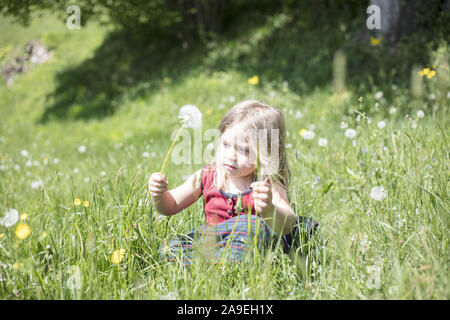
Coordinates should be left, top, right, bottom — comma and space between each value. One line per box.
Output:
340, 122, 348, 129
345, 128, 357, 139
301, 130, 315, 140
25, 160, 33, 168
178, 104, 202, 129
374, 91, 383, 100
370, 186, 387, 201
377, 121, 386, 129
295, 111, 303, 119
0, 208, 19, 227
53, 158, 59, 164
411, 120, 417, 129
360, 234, 371, 254
389, 107, 397, 115
31, 180, 43, 189
142, 152, 150, 158
66, 266, 82, 290
78, 145, 86, 153
318, 138, 328, 147
417, 110, 425, 118
366, 265, 382, 289
21, 150, 29, 157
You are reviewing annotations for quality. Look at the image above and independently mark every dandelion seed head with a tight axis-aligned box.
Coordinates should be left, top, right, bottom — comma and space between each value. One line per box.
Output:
1, 208, 19, 227
31, 180, 43, 189
377, 121, 386, 129
345, 128, 357, 139
318, 138, 328, 147
301, 130, 315, 140
370, 186, 387, 201
178, 104, 202, 129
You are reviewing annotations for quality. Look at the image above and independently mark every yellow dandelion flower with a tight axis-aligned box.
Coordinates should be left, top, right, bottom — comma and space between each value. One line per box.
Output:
418, 70, 424, 76
163, 77, 169, 83
427, 70, 436, 79
111, 249, 126, 264
15, 223, 31, 240
0, 233, 4, 239
83, 200, 89, 208
20, 213, 28, 221
248, 75, 259, 85
205, 108, 213, 116
370, 36, 380, 46
74, 198, 81, 206
422, 68, 430, 75
299, 128, 308, 136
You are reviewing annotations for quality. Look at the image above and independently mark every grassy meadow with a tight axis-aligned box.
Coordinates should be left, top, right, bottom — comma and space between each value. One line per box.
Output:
0, 11, 449, 300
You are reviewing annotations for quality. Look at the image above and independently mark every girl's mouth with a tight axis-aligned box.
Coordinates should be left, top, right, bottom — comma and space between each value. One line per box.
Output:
224, 164, 237, 170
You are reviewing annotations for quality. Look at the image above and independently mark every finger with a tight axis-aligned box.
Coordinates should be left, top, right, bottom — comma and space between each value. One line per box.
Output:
149, 180, 168, 188
252, 193, 269, 200
151, 173, 166, 183
252, 186, 270, 194
148, 185, 167, 193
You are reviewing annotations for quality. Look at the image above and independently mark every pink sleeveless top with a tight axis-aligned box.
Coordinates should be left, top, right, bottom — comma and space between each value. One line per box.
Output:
201, 165, 257, 226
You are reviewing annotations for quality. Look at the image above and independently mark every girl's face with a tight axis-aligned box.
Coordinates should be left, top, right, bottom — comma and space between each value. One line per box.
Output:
217, 122, 256, 178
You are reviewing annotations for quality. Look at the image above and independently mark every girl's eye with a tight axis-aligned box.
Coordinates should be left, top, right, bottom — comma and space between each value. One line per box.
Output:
238, 148, 249, 155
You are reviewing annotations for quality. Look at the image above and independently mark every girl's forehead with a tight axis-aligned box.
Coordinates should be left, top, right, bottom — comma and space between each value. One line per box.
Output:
221, 122, 251, 139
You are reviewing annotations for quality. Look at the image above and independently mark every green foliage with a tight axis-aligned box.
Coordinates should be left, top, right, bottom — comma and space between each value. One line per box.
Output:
0, 4, 448, 300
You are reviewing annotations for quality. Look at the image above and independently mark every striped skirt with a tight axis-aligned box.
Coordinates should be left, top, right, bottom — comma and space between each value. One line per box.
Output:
159, 214, 319, 265
160, 214, 274, 265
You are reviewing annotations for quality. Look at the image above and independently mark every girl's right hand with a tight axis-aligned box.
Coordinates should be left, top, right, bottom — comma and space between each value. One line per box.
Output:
148, 173, 168, 198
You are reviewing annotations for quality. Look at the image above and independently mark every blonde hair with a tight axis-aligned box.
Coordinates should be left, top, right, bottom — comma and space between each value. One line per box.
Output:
212, 100, 290, 194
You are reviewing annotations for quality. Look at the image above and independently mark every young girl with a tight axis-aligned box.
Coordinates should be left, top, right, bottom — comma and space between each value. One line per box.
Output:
148, 100, 318, 264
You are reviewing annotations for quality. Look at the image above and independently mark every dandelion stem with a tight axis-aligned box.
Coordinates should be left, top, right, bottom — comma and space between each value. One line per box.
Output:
160, 126, 184, 176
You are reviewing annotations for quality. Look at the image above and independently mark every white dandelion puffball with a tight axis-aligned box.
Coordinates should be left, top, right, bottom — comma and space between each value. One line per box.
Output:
389, 107, 397, 115
340, 122, 348, 129
78, 145, 86, 153
417, 110, 425, 118
21, 150, 29, 157
142, 152, 150, 158
302, 130, 315, 140
31, 180, 43, 189
178, 104, 202, 129
318, 138, 328, 147
1, 208, 19, 227
377, 121, 386, 129
345, 128, 357, 139
374, 91, 383, 100
370, 186, 387, 201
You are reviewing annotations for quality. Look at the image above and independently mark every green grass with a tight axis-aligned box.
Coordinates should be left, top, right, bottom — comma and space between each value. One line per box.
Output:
0, 11, 449, 300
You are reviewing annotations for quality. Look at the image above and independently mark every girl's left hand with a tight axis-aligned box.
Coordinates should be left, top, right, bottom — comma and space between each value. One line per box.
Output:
250, 180, 273, 214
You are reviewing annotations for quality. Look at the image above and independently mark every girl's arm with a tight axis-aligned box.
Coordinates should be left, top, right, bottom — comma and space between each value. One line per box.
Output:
251, 180, 297, 235
148, 168, 203, 216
